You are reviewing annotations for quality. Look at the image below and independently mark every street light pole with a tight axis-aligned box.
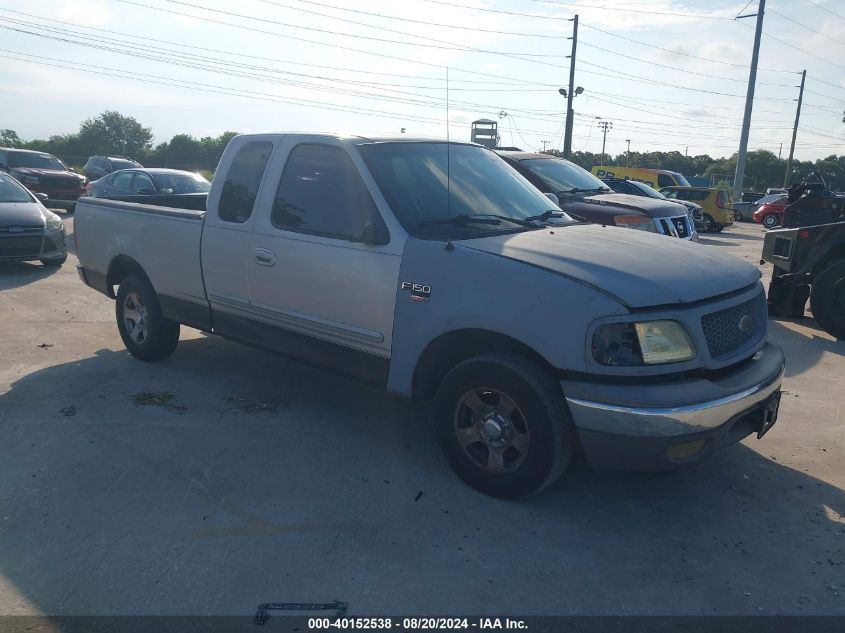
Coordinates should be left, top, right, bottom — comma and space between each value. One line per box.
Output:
625, 139, 631, 166
563, 14, 578, 158
733, 0, 766, 199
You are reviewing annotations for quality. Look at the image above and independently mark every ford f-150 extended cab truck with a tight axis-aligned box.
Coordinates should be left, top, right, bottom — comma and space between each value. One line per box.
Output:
75, 134, 785, 498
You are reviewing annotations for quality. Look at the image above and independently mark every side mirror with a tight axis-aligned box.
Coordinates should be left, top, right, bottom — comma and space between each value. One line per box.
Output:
357, 220, 390, 245
544, 192, 560, 206
35, 192, 49, 202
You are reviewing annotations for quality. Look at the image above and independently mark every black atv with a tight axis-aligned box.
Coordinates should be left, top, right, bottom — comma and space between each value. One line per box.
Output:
762, 173, 845, 339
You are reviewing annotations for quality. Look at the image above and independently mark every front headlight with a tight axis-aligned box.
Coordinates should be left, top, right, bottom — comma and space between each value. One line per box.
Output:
592, 320, 695, 366
45, 213, 64, 233
613, 214, 657, 232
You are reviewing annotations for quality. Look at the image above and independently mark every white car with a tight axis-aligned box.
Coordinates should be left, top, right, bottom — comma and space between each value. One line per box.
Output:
0, 172, 67, 266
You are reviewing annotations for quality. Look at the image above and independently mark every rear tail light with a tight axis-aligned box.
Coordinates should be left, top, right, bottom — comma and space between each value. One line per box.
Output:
716, 191, 726, 209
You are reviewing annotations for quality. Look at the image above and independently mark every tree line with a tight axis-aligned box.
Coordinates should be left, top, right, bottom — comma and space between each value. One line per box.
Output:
1, 111, 841, 190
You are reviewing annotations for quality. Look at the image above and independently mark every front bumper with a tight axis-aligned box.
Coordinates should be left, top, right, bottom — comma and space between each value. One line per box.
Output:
0, 230, 67, 263
563, 342, 785, 469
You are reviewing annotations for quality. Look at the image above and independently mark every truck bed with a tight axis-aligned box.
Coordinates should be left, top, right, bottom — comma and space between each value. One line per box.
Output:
74, 197, 208, 310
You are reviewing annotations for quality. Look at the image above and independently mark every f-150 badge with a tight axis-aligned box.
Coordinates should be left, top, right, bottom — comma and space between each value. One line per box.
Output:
401, 281, 431, 302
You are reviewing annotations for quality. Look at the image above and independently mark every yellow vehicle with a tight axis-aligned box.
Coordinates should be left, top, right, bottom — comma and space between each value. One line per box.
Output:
591, 166, 690, 189
659, 186, 734, 232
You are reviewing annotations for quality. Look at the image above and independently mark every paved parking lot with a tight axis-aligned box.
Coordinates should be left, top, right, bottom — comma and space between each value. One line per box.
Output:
1, 216, 843, 616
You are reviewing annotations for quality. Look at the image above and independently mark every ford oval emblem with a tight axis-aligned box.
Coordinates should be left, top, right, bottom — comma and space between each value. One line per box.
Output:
8, 225, 24, 233
738, 315, 753, 333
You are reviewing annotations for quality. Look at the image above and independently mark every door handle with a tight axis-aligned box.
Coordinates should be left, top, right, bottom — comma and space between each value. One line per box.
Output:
252, 248, 276, 267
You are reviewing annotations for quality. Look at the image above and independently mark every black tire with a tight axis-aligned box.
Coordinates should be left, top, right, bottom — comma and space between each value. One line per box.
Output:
734, 210, 744, 222
714, 224, 725, 233
810, 260, 845, 340
701, 214, 715, 232
41, 255, 67, 267
434, 352, 575, 499
115, 275, 180, 361
762, 213, 780, 229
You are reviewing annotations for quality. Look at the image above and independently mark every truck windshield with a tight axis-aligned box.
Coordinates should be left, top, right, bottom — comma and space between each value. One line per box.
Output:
8, 152, 65, 170
626, 180, 666, 199
358, 142, 572, 239
519, 158, 609, 194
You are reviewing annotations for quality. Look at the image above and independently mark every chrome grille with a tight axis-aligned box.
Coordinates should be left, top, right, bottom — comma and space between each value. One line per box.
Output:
701, 292, 767, 360
655, 215, 692, 238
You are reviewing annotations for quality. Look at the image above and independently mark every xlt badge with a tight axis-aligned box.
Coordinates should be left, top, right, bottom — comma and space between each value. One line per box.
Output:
401, 281, 431, 302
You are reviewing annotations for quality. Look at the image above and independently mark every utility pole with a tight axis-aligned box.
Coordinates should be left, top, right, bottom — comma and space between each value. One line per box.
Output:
563, 14, 578, 158
625, 139, 631, 166
783, 69, 806, 187
733, 0, 766, 198
599, 120, 612, 166
541, 140, 549, 152
778, 141, 782, 159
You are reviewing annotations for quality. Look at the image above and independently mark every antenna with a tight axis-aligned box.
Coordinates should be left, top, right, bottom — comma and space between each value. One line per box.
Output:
446, 66, 451, 218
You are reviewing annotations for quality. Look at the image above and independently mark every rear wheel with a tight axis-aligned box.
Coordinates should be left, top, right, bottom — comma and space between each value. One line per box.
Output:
116, 275, 180, 361
810, 260, 845, 340
434, 352, 575, 499
701, 214, 715, 232
762, 213, 780, 229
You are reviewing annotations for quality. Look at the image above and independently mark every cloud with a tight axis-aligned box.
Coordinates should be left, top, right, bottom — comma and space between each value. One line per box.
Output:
57, 1, 111, 27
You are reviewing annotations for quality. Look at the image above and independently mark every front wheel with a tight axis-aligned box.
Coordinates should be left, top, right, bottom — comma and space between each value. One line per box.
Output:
41, 255, 67, 267
434, 353, 575, 499
701, 214, 715, 232
116, 275, 180, 361
762, 214, 780, 229
810, 260, 845, 340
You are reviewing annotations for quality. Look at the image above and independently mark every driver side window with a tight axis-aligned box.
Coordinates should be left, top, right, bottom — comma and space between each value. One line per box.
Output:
112, 171, 133, 190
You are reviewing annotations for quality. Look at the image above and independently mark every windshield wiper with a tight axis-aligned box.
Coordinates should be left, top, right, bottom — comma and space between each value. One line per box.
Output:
418, 214, 501, 228
525, 209, 567, 223
561, 187, 610, 195
418, 214, 536, 229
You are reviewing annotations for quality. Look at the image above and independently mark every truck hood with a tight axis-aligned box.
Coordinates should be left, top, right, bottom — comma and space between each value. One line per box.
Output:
566, 193, 688, 219
11, 167, 85, 182
458, 224, 761, 308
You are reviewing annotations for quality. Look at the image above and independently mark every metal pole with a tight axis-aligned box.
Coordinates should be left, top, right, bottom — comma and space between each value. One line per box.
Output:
625, 139, 631, 166
783, 69, 806, 187
599, 121, 611, 166
733, 0, 766, 198
563, 15, 578, 159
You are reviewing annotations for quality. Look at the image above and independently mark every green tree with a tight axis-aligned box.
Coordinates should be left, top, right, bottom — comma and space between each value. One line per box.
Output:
77, 111, 153, 158
0, 129, 22, 148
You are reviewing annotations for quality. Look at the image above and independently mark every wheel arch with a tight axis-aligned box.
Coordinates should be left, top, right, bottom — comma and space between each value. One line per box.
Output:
412, 329, 556, 400
107, 255, 153, 299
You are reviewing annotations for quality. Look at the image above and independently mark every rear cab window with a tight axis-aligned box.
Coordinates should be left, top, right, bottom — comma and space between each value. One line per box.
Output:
218, 141, 273, 223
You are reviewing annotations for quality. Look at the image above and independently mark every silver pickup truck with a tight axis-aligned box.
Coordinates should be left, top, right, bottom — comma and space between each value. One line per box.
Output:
75, 134, 785, 498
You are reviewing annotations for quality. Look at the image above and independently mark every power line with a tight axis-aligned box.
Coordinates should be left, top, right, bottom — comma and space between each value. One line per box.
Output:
0, 7, 554, 87
525, 0, 735, 20
267, 0, 565, 38
578, 23, 796, 73
803, 0, 845, 23
578, 41, 797, 86
154, 0, 567, 62
577, 60, 795, 101
736, 19, 845, 72
768, 6, 845, 46
108, 1, 560, 85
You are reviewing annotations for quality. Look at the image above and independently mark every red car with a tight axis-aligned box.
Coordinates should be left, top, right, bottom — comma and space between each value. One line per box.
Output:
752, 196, 788, 229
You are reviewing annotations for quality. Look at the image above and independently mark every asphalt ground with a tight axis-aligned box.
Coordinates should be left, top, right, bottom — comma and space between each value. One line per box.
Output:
0, 215, 842, 617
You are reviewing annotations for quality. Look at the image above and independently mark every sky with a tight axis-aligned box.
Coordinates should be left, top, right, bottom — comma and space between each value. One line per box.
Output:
0, 0, 843, 161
